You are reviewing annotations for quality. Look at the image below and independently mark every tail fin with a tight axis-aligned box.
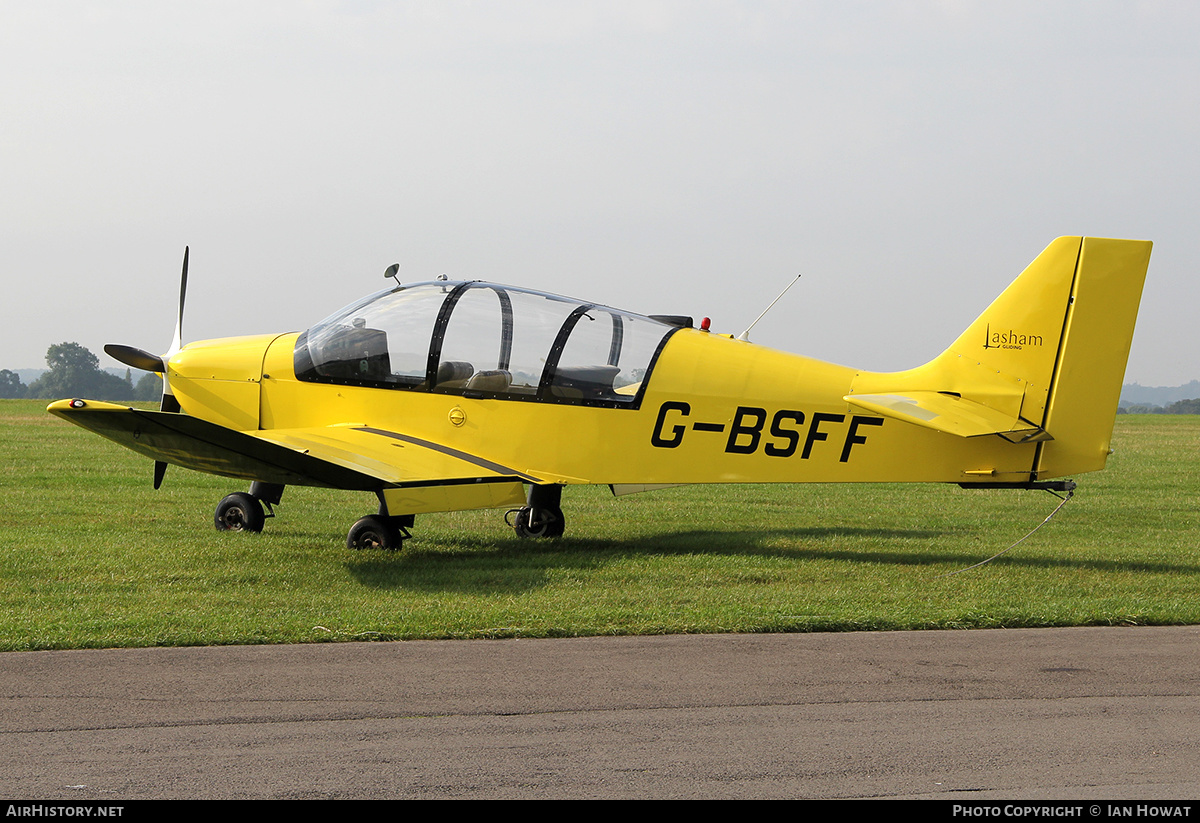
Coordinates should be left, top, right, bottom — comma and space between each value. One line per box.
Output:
1034, 237, 1152, 476
846, 236, 1151, 478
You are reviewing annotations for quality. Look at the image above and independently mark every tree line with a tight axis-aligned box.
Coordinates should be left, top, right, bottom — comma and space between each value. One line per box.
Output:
0, 342, 162, 401
1119, 399, 1200, 415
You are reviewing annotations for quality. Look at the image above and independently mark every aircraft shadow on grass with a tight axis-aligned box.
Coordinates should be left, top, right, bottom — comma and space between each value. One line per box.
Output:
342, 525, 1199, 594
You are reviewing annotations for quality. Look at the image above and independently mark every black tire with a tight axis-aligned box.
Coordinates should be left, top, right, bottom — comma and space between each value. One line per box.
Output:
513, 506, 565, 539
347, 515, 404, 551
214, 493, 265, 533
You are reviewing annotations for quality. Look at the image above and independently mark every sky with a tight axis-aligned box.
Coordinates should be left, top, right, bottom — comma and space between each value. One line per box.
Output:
2, 0, 1197, 386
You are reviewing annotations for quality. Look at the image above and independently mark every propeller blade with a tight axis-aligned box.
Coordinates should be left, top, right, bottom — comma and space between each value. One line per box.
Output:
153, 396, 177, 485
153, 248, 188, 496
104, 344, 165, 373
169, 246, 188, 357
150, 246, 190, 490
99, 248, 190, 488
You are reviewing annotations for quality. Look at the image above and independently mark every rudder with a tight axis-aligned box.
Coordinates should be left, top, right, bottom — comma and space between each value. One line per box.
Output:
1034, 237, 1152, 477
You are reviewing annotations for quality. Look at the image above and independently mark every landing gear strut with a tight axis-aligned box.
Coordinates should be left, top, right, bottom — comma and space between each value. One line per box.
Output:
510, 484, 565, 539
213, 482, 284, 533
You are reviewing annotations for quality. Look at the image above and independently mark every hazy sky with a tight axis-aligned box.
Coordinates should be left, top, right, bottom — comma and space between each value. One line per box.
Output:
2, 1, 1196, 385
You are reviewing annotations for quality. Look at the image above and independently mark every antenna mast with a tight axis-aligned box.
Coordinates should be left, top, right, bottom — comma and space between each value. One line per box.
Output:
737, 273, 801, 342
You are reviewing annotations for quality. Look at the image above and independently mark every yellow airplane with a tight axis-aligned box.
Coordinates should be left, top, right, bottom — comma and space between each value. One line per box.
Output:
49, 236, 1151, 550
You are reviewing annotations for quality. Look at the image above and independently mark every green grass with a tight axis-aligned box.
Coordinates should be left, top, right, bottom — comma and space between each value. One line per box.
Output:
1, 400, 1197, 650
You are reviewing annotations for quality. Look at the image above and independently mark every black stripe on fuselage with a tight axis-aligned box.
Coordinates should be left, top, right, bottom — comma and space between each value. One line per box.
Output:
354, 427, 542, 484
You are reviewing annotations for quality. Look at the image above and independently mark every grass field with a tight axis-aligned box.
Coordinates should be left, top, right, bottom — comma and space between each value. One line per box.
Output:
0, 399, 1197, 650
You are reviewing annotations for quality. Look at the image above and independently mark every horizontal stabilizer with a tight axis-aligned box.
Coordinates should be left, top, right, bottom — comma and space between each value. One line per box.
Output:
843, 392, 1051, 442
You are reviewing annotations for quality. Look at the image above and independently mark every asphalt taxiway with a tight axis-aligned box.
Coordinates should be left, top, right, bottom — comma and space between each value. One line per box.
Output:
3, 626, 1200, 799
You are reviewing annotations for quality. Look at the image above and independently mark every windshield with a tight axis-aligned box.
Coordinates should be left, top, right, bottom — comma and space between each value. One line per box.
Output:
293, 281, 682, 407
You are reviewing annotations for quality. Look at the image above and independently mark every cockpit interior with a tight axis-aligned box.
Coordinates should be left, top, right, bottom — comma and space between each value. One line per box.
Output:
294, 281, 686, 407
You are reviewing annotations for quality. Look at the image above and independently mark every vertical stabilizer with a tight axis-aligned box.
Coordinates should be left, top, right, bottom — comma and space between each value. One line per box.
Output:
848, 237, 1084, 442
845, 236, 1151, 481
941, 236, 1083, 429
1034, 237, 1152, 477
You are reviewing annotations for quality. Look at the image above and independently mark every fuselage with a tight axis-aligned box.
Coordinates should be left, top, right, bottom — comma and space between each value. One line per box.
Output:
165, 278, 1039, 489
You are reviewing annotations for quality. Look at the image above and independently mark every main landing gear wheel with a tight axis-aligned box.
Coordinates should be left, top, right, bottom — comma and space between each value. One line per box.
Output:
214, 492, 265, 533
511, 483, 566, 539
347, 515, 407, 551
512, 506, 565, 539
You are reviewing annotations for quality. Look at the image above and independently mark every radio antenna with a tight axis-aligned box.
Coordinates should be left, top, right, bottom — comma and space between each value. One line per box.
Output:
737, 273, 801, 342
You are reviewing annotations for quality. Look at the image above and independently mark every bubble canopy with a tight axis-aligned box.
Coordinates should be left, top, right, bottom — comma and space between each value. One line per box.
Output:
293, 281, 685, 407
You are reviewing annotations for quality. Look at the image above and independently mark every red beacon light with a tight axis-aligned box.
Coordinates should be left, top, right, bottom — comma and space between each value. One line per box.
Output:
700, 317, 711, 332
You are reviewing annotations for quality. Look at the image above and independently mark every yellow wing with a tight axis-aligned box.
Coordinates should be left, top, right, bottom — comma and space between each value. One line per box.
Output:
47, 400, 543, 502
